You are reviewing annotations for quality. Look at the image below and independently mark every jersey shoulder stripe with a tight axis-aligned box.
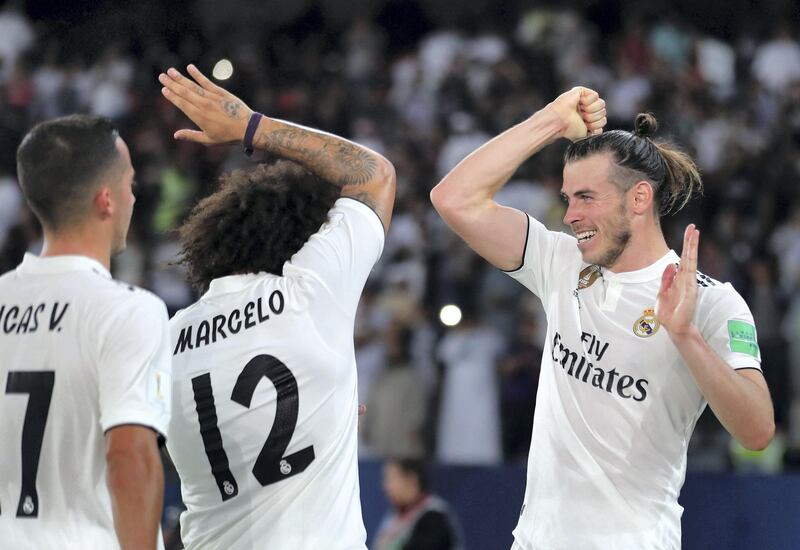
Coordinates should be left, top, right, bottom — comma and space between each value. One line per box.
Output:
695, 270, 721, 288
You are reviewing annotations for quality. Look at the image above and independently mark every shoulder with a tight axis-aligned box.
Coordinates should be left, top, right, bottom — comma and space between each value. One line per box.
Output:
92, 279, 169, 326
695, 273, 752, 320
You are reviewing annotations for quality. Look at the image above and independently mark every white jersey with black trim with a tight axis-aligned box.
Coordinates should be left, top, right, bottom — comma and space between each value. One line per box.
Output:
0, 254, 172, 550
167, 198, 384, 550
506, 216, 761, 550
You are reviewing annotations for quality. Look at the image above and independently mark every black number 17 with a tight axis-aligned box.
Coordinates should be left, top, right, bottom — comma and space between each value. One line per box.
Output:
191, 355, 315, 501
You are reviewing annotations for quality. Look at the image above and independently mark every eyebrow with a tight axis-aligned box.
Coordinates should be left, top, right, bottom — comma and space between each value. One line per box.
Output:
560, 189, 595, 198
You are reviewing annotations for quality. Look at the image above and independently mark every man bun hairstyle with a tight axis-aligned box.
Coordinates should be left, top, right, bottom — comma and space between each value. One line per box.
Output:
16, 115, 122, 230
633, 112, 657, 137
177, 160, 340, 291
564, 112, 702, 216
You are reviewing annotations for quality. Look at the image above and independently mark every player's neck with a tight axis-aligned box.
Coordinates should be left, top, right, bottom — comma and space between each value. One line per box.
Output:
41, 227, 112, 271
607, 227, 669, 273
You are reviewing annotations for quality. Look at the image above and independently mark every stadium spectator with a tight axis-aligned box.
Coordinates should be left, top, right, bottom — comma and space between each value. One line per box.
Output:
374, 458, 463, 550
362, 322, 428, 459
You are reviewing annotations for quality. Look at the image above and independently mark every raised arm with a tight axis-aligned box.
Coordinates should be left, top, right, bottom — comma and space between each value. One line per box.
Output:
430, 87, 606, 270
106, 426, 164, 549
657, 225, 775, 450
158, 65, 396, 231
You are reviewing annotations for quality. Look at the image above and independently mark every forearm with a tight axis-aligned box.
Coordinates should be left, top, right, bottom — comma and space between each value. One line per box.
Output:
670, 327, 774, 450
252, 116, 388, 189
107, 450, 164, 549
431, 107, 566, 211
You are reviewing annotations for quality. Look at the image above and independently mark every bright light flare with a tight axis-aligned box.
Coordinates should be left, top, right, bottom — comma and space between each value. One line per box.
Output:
212, 59, 234, 80
439, 304, 462, 327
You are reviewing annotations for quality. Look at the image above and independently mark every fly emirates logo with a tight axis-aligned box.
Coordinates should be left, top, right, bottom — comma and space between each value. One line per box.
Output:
551, 332, 649, 402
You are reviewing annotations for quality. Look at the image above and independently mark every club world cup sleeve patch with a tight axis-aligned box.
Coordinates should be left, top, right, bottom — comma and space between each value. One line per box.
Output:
147, 366, 172, 415
727, 320, 760, 357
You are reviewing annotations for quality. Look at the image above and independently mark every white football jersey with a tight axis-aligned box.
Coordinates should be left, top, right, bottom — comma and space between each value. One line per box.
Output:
167, 198, 384, 550
506, 217, 761, 550
0, 254, 172, 550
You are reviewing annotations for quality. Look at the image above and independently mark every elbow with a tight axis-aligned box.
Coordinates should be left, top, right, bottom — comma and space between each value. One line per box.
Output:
740, 419, 776, 452
430, 179, 464, 220
377, 156, 396, 191
106, 445, 162, 487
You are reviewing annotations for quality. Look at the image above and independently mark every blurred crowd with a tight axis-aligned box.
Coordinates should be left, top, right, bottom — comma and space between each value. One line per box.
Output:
2, 1, 800, 472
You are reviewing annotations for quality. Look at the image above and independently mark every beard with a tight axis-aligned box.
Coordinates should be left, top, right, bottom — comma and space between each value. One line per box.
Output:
590, 204, 631, 268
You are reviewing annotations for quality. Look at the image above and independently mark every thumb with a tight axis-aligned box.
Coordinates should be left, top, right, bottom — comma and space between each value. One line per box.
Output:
579, 87, 599, 105
655, 264, 677, 315
174, 129, 214, 144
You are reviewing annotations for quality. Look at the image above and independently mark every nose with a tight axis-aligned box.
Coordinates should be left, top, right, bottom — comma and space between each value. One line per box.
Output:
563, 200, 582, 226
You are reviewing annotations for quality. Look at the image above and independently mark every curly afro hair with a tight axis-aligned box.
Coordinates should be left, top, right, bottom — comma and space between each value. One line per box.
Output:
177, 160, 340, 291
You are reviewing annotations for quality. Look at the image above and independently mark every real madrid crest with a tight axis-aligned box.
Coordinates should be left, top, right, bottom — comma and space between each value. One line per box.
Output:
633, 308, 660, 338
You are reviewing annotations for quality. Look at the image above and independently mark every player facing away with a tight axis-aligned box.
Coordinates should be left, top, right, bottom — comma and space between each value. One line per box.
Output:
430, 88, 774, 550
0, 116, 172, 549
158, 65, 395, 550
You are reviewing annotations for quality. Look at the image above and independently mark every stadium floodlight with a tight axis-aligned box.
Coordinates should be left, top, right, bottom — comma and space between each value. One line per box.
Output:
439, 304, 462, 327
212, 59, 234, 80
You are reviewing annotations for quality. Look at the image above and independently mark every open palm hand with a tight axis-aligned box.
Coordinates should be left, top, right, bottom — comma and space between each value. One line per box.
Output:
656, 224, 700, 337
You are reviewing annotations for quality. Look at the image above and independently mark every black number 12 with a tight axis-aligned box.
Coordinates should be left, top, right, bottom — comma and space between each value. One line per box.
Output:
2, 371, 55, 518
191, 355, 315, 501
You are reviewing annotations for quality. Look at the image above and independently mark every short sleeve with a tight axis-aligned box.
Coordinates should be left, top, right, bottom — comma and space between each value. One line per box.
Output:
97, 293, 172, 438
698, 285, 762, 371
504, 215, 579, 308
283, 197, 385, 317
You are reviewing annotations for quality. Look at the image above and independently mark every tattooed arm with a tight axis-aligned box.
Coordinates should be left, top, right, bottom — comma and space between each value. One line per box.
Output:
158, 64, 396, 231
251, 119, 395, 230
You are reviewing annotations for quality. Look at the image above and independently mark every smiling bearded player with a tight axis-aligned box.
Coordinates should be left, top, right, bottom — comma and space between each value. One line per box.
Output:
430, 87, 774, 550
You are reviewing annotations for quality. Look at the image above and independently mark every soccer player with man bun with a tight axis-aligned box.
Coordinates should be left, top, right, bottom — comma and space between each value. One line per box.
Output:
431, 87, 773, 549
0, 116, 171, 549
158, 64, 395, 549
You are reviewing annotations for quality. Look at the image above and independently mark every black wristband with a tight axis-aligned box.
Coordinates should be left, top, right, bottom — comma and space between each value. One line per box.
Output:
243, 112, 263, 157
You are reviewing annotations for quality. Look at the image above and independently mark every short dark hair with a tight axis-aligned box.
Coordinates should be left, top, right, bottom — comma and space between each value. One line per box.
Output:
391, 458, 431, 492
16, 115, 122, 230
178, 160, 340, 291
564, 113, 702, 216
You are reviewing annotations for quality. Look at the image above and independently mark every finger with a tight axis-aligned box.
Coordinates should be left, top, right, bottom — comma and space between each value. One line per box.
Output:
161, 86, 208, 122
581, 98, 606, 114
586, 117, 607, 131
163, 68, 205, 98
358, 404, 367, 417
165, 69, 223, 108
174, 129, 214, 144
658, 263, 677, 296
590, 127, 603, 136
579, 88, 599, 104
187, 63, 228, 95
655, 264, 677, 317
159, 73, 211, 111
680, 224, 697, 273
582, 108, 607, 123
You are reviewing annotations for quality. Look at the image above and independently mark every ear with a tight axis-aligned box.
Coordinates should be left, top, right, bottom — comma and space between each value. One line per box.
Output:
629, 180, 654, 215
94, 186, 114, 220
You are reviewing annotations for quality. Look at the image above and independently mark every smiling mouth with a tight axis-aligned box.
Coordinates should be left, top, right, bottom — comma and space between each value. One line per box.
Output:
576, 230, 597, 244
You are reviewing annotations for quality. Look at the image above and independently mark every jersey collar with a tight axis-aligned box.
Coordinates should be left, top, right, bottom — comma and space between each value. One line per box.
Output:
203, 273, 268, 298
18, 253, 112, 279
601, 250, 680, 283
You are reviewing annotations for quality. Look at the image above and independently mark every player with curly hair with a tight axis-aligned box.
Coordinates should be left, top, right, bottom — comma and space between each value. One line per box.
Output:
158, 65, 395, 550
